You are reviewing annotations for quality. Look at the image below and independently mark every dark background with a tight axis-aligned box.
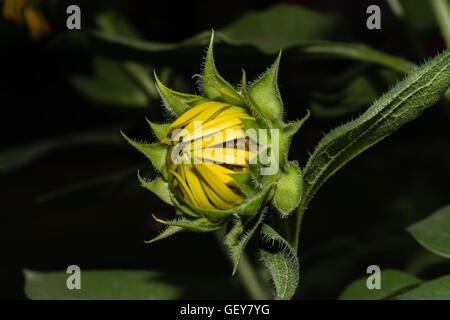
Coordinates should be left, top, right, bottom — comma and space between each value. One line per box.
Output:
1, 0, 449, 299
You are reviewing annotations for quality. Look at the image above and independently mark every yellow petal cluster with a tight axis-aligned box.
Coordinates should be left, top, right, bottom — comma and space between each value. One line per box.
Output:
163, 101, 254, 210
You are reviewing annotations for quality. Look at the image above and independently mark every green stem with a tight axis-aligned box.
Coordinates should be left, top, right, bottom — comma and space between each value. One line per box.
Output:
214, 231, 270, 300
430, 0, 450, 48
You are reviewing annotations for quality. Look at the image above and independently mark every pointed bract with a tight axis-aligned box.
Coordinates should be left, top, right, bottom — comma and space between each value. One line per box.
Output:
152, 215, 224, 232
248, 51, 284, 126
145, 118, 171, 142
121, 131, 168, 179
137, 172, 173, 205
154, 71, 207, 116
202, 31, 246, 107
225, 209, 265, 275
279, 110, 310, 167
145, 225, 183, 244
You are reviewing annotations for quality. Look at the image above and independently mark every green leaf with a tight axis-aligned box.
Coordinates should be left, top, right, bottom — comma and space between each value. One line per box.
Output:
295, 49, 450, 248
152, 215, 224, 232
70, 58, 148, 108
219, 4, 342, 53
82, 4, 449, 102
396, 275, 450, 300
83, 4, 341, 56
407, 204, 450, 258
121, 132, 168, 178
82, 5, 421, 77
137, 172, 173, 205
225, 209, 265, 275
339, 270, 421, 300
24, 269, 241, 299
96, 11, 142, 39
0, 131, 121, 175
248, 52, 283, 126
311, 69, 399, 119
145, 225, 183, 244
260, 223, 299, 300
145, 118, 171, 142
202, 31, 246, 107
273, 162, 302, 216
154, 71, 207, 116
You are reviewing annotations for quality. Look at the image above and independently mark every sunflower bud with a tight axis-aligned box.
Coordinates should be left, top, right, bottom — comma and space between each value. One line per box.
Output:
163, 101, 255, 210
122, 31, 309, 251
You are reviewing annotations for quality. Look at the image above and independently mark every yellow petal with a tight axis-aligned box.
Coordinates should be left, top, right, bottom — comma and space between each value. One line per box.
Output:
201, 163, 237, 186
195, 164, 243, 204
198, 148, 250, 166
202, 181, 235, 209
183, 164, 215, 209
169, 169, 199, 206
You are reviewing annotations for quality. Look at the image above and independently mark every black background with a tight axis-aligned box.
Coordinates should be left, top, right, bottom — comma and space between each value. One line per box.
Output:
1, 0, 449, 300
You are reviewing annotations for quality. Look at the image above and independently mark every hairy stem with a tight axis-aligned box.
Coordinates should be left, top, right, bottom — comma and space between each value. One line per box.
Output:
214, 231, 270, 300
431, 0, 450, 48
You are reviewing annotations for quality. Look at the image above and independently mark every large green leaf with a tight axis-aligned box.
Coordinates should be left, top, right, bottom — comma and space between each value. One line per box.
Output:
396, 275, 450, 300
70, 58, 151, 108
259, 224, 299, 300
83, 4, 342, 55
219, 4, 342, 53
339, 270, 421, 300
289, 49, 450, 249
311, 68, 399, 119
24, 269, 241, 299
407, 205, 450, 258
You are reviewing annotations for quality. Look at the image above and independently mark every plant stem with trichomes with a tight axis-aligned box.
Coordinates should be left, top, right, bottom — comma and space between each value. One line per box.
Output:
214, 230, 270, 300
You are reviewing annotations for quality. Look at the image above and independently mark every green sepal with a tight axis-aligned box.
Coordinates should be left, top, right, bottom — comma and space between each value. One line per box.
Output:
183, 201, 235, 223
260, 223, 300, 300
154, 71, 207, 116
228, 171, 258, 197
145, 118, 171, 142
225, 209, 265, 275
169, 193, 201, 218
273, 162, 302, 216
152, 214, 224, 232
137, 171, 173, 206
202, 31, 246, 107
237, 184, 272, 216
248, 51, 284, 127
144, 225, 183, 244
279, 110, 310, 168
121, 131, 168, 179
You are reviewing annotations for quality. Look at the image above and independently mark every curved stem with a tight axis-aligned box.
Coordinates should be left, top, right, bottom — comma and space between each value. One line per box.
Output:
214, 231, 270, 300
